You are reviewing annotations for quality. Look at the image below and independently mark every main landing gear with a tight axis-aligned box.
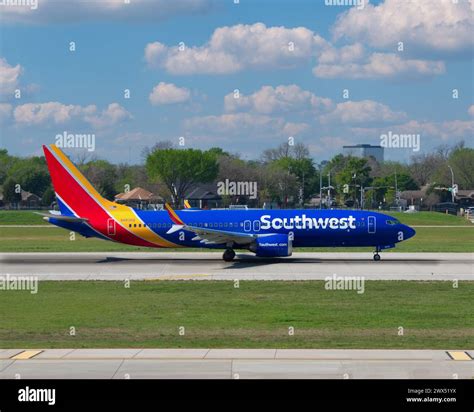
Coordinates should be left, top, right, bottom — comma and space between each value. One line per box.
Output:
223, 248, 236, 262
373, 246, 381, 261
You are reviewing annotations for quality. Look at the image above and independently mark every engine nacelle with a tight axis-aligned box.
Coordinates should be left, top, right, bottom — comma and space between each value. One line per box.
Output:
249, 234, 293, 257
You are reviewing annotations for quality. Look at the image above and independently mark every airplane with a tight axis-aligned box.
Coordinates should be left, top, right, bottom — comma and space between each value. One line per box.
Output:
41, 144, 416, 262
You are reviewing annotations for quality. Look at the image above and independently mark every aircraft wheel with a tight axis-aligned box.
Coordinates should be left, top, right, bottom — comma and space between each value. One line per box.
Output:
223, 248, 236, 262
373, 253, 381, 261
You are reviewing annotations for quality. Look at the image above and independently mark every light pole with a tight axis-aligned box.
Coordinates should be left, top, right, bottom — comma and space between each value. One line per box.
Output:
319, 169, 322, 210
448, 165, 455, 203
327, 171, 331, 207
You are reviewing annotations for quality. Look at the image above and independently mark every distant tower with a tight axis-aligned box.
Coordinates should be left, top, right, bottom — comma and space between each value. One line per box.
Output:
343, 144, 384, 163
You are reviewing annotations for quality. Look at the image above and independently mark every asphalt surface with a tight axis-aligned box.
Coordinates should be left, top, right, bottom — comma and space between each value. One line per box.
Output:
0, 252, 472, 280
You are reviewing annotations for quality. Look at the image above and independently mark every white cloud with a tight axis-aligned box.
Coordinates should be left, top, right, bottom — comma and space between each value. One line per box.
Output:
320, 100, 407, 125
0, 58, 23, 97
85, 103, 132, 129
13, 102, 93, 125
313, 51, 445, 79
149, 82, 191, 105
351, 119, 474, 142
1, 0, 212, 24
318, 43, 366, 64
308, 136, 353, 155
13, 102, 131, 128
0, 103, 13, 123
468, 105, 474, 118
145, 23, 328, 75
184, 113, 308, 139
332, 0, 474, 56
224, 85, 333, 114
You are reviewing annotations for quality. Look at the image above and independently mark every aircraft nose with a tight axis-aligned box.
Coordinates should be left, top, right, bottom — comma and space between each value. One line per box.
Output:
403, 225, 416, 239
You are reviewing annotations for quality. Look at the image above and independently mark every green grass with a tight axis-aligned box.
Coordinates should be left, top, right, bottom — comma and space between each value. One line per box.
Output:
0, 210, 49, 225
0, 226, 471, 252
383, 211, 472, 226
0, 281, 472, 349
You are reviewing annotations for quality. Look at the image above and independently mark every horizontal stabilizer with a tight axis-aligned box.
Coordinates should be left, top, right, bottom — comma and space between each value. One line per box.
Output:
35, 212, 89, 223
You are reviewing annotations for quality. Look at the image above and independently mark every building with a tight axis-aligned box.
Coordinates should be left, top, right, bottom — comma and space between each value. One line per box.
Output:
343, 144, 384, 163
456, 189, 474, 208
0, 189, 41, 209
185, 184, 222, 209
114, 187, 163, 210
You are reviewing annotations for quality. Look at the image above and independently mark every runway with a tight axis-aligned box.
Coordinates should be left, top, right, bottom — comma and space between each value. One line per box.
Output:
1, 349, 472, 379
0, 252, 472, 280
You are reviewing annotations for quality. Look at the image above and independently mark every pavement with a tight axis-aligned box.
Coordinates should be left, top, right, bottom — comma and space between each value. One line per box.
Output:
1, 349, 472, 379
0, 252, 472, 280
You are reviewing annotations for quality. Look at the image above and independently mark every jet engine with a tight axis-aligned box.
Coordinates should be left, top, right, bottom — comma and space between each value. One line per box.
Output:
249, 234, 292, 257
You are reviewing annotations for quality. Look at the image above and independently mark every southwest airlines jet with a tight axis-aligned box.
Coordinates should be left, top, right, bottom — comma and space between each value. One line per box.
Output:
41, 144, 416, 261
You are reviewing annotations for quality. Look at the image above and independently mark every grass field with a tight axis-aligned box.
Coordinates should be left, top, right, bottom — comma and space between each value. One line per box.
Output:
0, 210, 49, 225
0, 210, 472, 252
0, 281, 472, 349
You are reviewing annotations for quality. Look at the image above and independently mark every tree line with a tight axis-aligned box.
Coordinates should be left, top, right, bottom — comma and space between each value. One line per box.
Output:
0, 140, 472, 209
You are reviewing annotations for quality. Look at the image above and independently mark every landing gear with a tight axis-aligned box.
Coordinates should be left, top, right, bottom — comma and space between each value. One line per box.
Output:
223, 248, 236, 262
373, 246, 381, 261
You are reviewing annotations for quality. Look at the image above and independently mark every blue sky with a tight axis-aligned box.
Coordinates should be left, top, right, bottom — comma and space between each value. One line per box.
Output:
0, 0, 472, 164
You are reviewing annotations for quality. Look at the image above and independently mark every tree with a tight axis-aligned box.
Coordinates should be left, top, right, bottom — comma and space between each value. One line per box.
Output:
334, 157, 372, 205
80, 159, 118, 200
261, 142, 310, 163
141, 140, 174, 161
409, 153, 446, 187
8, 157, 51, 197
448, 146, 474, 189
2, 177, 22, 204
0, 149, 19, 185
146, 148, 219, 207
272, 156, 318, 203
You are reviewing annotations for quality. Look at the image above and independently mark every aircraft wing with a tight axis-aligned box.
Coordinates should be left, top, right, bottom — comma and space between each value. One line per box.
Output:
168, 224, 256, 245
163, 203, 256, 245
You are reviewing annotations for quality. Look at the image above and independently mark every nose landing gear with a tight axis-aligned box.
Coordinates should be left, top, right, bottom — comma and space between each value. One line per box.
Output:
223, 248, 236, 262
373, 246, 381, 261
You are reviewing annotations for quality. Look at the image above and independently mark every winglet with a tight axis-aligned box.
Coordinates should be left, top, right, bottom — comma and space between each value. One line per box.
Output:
164, 203, 185, 225
184, 199, 191, 209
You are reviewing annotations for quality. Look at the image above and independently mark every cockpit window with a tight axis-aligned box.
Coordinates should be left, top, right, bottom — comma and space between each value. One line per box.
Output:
386, 219, 399, 225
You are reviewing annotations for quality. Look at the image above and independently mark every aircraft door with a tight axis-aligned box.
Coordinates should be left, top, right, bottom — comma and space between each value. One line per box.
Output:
244, 220, 251, 232
107, 218, 116, 236
253, 220, 260, 232
368, 216, 376, 234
